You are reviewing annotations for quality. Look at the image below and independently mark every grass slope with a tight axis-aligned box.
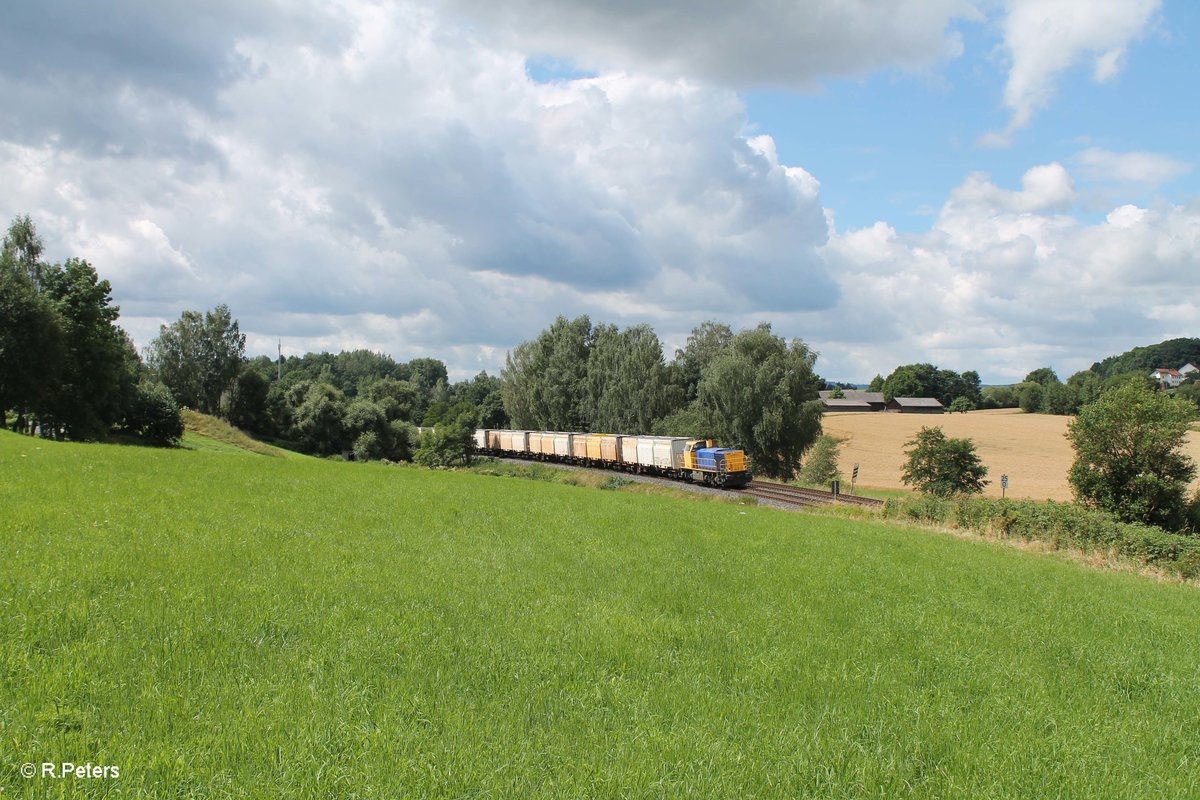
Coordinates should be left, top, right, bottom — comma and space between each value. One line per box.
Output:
3, 431, 1200, 798
179, 410, 303, 458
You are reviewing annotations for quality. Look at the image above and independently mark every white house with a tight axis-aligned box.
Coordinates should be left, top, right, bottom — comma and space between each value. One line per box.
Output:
1150, 368, 1185, 388
1181, 363, 1199, 378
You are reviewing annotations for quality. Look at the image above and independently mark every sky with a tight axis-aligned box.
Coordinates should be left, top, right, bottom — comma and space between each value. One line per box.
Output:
1, 0, 1196, 385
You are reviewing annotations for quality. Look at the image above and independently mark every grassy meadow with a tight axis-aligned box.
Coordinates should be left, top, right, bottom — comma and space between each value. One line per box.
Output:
3, 430, 1200, 798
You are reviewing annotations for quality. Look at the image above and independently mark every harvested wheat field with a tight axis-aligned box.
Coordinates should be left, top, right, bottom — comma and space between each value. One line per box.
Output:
822, 408, 1200, 501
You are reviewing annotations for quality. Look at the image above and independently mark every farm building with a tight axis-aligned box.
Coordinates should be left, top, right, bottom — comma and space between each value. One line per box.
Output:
819, 390, 886, 412
886, 397, 944, 414
822, 398, 875, 412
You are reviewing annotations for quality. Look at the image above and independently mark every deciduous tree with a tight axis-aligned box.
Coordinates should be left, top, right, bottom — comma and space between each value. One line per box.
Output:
882, 367, 922, 402
501, 315, 593, 430
800, 435, 842, 486
697, 323, 823, 479
294, 381, 347, 455
146, 305, 246, 414
585, 323, 668, 433
672, 320, 733, 403
0, 251, 63, 429
1067, 380, 1197, 530
901, 426, 989, 496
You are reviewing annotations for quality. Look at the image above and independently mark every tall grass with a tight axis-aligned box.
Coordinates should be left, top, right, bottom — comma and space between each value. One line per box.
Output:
2, 430, 1200, 798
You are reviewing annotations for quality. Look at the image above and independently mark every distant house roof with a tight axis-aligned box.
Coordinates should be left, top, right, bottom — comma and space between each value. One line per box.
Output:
890, 397, 944, 408
822, 399, 874, 410
1152, 368, 1182, 377
819, 390, 885, 404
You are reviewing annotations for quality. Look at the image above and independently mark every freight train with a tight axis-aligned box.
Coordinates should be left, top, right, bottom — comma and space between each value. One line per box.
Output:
472, 429, 753, 488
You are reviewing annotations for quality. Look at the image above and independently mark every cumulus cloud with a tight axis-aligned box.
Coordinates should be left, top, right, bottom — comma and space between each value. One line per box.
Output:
816, 163, 1200, 382
982, 0, 1161, 147
444, 0, 980, 89
0, 0, 837, 376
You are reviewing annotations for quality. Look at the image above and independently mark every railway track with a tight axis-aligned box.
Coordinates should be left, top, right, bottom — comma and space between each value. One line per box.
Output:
740, 481, 886, 509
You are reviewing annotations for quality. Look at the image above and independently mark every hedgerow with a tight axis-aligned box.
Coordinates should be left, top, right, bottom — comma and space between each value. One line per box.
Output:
883, 495, 1200, 579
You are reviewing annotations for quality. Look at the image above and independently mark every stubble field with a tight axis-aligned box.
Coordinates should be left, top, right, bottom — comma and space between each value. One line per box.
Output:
823, 408, 1200, 501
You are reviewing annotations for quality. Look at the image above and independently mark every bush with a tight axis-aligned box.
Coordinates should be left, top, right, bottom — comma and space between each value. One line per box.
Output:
800, 435, 842, 486
1041, 382, 1079, 415
901, 426, 988, 497
413, 417, 473, 467
882, 495, 1200, 579
948, 396, 976, 413
1017, 382, 1043, 413
122, 383, 183, 446
387, 420, 416, 462
980, 386, 1017, 409
352, 431, 381, 462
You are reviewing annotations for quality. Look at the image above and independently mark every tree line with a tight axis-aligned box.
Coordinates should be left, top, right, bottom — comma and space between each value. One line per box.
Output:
501, 317, 825, 479
867, 360, 1191, 417
865, 364, 983, 408
0, 215, 507, 463
0, 216, 182, 444
145, 311, 508, 464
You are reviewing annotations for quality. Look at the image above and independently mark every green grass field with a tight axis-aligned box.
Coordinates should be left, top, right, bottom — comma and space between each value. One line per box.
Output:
3, 430, 1200, 798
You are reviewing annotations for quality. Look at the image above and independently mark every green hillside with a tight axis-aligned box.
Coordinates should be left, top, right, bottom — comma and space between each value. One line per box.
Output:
179, 409, 303, 458
3, 431, 1199, 798
1089, 336, 1200, 377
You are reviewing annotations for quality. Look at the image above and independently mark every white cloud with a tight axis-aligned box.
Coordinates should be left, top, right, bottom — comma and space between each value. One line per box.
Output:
0, 1, 836, 377
816, 163, 1200, 382
1074, 147, 1192, 186
984, 0, 1161, 146
2, 0, 1195, 388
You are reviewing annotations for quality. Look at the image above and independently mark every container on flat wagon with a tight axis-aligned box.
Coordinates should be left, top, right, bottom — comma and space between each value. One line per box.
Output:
486, 430, 502, 449
653, 437, 688, 470
527, 432, 544, 454
553, 433, 571, 457
634, 436, 657, 468
599, 435, 620, 463
570, 433, 588, 459
510, 430, 529, 453
620, 436, 639, 465
585, 433, 604, 461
